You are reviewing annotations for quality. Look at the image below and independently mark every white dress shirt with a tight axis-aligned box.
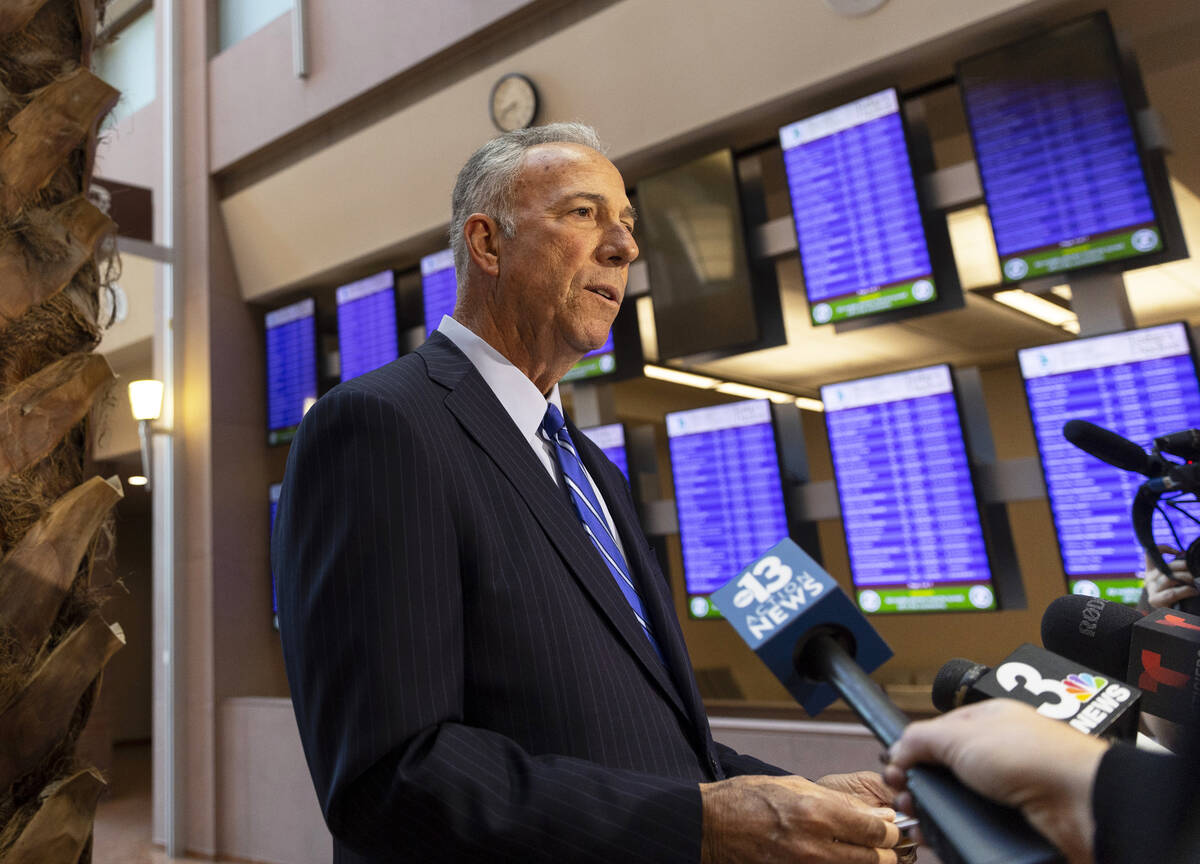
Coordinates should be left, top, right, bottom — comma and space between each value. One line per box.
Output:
436, 315, 627, 556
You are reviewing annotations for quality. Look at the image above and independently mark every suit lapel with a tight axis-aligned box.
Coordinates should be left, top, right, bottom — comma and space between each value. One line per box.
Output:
418, 335, 690, 724
572, 423, 711, 740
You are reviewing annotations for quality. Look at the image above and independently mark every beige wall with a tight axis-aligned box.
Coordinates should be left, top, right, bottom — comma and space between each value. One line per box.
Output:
208, 0, 539, 172
220, 0, 1048, 300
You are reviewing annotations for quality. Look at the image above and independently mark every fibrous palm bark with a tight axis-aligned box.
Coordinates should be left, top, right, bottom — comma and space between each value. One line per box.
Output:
0, 1, 126, 861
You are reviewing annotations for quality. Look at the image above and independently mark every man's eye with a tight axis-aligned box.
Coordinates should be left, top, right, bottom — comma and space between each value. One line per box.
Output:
574, 207, 592, 217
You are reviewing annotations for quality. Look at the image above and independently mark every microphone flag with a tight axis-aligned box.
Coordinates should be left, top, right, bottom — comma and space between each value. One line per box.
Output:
709, 537, 892, 715
1130, 607, 1200, 725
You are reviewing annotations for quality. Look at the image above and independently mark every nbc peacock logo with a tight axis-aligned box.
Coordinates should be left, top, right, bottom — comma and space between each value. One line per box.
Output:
1063, 672, 1108, 702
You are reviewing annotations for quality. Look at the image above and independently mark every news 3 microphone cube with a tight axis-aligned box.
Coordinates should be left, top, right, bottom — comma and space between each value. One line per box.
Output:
972, 643, 1141, 739
1128, 607, 1200, 725
710, 538, 892, 715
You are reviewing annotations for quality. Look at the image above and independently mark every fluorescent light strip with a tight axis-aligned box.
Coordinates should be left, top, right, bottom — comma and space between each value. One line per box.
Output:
992, 289, 1080, 334
643, 365, 824, 412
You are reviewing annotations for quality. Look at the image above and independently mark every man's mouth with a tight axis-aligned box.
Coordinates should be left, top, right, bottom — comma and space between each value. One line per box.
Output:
586, 285, 620, 303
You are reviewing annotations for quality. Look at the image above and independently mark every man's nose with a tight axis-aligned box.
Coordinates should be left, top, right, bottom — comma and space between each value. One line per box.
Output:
600, 223, 638, 266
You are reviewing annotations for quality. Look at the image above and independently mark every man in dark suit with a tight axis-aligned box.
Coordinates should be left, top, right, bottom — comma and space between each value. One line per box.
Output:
274, 123, 901, 863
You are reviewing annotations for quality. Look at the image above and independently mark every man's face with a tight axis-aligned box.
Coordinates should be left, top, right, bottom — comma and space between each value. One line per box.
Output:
492, 142, 639, 366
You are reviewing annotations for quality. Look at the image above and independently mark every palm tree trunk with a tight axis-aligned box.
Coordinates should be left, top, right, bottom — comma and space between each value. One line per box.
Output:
0, 1, 126, 861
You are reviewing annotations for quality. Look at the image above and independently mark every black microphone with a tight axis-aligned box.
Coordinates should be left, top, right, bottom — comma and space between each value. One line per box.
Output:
711, 539, 1062, 863
929, 646, 1140, 739
1062, 418, 1160, 476
1040, 595, 1141, 680
931, 658, 989, 713
1043, 595, 1200, 727
795, 630, 1063, 864
1154, 428, 1200, 462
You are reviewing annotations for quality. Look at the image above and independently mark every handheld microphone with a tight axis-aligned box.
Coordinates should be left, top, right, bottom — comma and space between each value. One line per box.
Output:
1042, 595, 1200, 727
1062, 418, 1160, 476
711, 539, 1063, 864
931, 658, 989, 713
930, 646, 1140, 739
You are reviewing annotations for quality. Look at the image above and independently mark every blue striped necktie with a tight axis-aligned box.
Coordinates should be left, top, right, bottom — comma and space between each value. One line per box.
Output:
541, 404, 663, 660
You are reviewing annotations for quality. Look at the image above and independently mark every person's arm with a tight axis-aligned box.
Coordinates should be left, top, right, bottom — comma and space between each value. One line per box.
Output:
883, 700, 1108, 864
1091, 743, 1196, 863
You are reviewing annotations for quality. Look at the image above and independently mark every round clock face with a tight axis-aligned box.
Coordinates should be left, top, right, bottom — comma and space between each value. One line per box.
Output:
490, 74, 538, 132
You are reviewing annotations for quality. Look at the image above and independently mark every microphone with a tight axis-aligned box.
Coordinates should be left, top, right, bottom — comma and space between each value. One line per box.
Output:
1154, 428, 1200, 462
930, 646, 1140, 739
931, 658, 989, 713
711, 538, 1063, 864
1042, 595, 1200, 727
1062, 418, 1160, 476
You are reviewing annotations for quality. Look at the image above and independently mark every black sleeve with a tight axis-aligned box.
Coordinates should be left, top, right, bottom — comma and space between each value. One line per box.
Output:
1092, 743, 1200, 863
713, 741, 792, 778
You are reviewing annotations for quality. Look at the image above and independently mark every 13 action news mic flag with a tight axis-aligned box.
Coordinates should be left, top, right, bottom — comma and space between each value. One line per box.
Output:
710, 537, 891, 714
931, 645, 1140, 739
711, 538, 1062, 864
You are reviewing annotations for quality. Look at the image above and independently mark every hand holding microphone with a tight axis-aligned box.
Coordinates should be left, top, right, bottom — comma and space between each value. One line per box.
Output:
883, 700, 1109, 864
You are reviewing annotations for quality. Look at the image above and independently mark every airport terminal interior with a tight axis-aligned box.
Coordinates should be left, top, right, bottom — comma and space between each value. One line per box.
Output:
10, 0, 1200, 860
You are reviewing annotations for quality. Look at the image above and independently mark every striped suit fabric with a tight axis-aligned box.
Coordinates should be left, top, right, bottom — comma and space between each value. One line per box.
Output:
273, 332, 785, 863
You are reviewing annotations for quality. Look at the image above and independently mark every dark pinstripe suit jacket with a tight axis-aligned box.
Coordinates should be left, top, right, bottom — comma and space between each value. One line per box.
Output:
274, 333, 785, 863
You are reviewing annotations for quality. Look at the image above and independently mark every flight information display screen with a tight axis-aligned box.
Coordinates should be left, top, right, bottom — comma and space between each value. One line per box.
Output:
270, 483, 281, 627
336, 270, 398, 381
420, 249, 457, 337
822, 366, 997, 614
779, 88, 936, 326
579, 422, 628, 480
1019, 323, 1200, 603
667, 400, 789, 619
562, 332, 617, 382
265, 297, 318, 446
959, 14, 1162, 283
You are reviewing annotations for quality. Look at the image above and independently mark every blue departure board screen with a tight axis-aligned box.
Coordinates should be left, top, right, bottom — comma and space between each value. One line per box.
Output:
265, 298, 318, 446
421, 249, 457, 337
579, 423, 628, 480
822, 366, 997, 614
270, 483, 281, 626
1019, 323, 1200, 603
667, 400, 789, 619
336, 270, 397, 382
562, 331, 617, 382
959, 14, 1162, 283
779, 89, 936, 326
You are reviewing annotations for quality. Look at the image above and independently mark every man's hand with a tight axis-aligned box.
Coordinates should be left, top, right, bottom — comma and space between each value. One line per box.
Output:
817, 771, 894, 809
700, 774, 900, 864
883, 700, 1108, 864
1141, 545, 1197, 609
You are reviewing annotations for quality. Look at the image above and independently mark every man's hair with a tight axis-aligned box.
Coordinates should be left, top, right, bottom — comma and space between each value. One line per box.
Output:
449, 122, 605, 287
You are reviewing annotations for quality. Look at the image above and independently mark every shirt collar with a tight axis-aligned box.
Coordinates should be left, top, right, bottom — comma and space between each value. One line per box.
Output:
436, 314, 562, 439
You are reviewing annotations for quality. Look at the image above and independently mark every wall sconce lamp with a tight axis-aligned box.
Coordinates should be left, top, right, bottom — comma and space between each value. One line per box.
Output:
128, 379, 164, 490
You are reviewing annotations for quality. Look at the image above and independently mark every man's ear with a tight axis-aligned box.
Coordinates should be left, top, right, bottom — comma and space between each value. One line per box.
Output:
463, 213, 501, 277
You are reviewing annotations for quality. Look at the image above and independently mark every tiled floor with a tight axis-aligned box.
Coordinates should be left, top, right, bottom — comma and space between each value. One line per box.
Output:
93, 742, 235, 864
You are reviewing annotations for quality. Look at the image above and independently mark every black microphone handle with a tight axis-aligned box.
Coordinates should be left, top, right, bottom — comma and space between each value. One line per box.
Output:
804, 633, 1063, 864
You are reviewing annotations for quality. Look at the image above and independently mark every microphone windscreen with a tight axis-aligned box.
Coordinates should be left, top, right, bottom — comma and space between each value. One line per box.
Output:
1040, 595, 1141, 679
931, 658, 988, 713
1062, 418, 1153, 475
